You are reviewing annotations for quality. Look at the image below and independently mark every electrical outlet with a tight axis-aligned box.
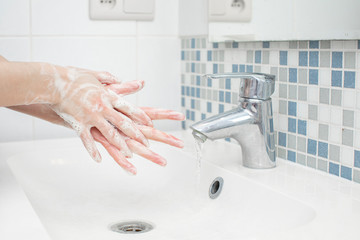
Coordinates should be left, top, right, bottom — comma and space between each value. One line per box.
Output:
89, 0, 154, 21
209, 0, 252, 22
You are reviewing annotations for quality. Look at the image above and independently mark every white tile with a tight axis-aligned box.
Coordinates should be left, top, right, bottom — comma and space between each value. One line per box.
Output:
319, 69, 331, 87
307, 86, 319, 104
307, 120, 318, 139
269, 51, 279, 65
0, 0, 29, 35
318, 105, 330, 123
343, 40, 357, 49
33, 118, 76, 140
357, 91, 360, 109
0, 108, 33, 142
137, 37, 181, 131
342, 89, 356, 108
329, 126, 342, 144
233, 50, 246, 63
355, 131, 360, 148
331, 40, 344, 49
138, 0, 179, 36
330, 107, 342, 125
0, 38, 30, 61
341, 146, 354, 167
31, 0, 136, 35
277, 115, 287, 132
297, 102, 308, 119
356, 111, 360, 129
287, 50, 297, 66
357, 53, 360, 69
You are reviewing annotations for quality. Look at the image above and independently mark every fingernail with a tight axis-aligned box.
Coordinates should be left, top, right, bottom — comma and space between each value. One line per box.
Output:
122, 149, 133, 158
93, 152, 102, 163
125, 167, 137, 175
169, 112, 185, 120
158, 157, 167, 167
142, 137, 150, 147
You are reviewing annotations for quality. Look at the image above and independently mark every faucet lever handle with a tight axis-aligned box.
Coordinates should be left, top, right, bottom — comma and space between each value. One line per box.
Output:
205, 73, 275, 100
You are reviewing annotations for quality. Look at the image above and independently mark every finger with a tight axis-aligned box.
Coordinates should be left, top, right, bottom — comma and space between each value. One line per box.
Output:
138, 125, 184, 148
112, 96, 153, 127
79, 128, 102, 163
106, 80, 145, 95
94, 71, 121, 85
140, 107, 185, 121
91, 128, 137, 175
95, 119, 132, 157
126, 139, 167, 167
104, 108, 149, 147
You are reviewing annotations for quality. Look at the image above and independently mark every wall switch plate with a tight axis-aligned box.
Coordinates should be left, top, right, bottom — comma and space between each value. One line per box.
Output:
209, 0, 252, 22
89, 0, 155, 21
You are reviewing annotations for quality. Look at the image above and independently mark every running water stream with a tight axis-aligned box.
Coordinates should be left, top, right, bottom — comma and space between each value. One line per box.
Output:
192, 131, 207, 191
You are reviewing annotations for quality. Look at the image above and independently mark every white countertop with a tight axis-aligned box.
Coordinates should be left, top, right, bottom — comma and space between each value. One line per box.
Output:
1, 132, 360, 240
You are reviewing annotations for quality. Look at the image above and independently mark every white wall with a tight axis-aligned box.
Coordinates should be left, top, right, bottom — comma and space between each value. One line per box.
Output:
0, 0, 181, 142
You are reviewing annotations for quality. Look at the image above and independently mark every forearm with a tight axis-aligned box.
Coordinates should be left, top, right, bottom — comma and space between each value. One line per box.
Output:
0, 62, 60, 107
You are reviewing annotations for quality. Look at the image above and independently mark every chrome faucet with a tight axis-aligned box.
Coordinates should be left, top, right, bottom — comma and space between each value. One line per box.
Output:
190, 73, 276, 169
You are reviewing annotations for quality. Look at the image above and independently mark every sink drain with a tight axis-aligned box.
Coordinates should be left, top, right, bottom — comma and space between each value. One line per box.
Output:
110, 221, 154, 234
209, 177, 224, 199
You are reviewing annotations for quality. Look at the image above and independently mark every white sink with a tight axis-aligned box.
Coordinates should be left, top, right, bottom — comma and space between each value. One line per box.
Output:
7, 131, 318, 240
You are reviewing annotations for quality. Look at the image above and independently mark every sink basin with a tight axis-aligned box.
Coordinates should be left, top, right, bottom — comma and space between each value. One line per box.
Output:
7, 131, 316, 240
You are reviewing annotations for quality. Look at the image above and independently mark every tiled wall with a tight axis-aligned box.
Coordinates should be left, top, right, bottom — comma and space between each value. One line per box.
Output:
181, 37, 360, 183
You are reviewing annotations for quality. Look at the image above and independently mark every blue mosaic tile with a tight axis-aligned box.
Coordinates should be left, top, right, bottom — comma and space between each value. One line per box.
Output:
232, 42, 239, 48
298, 120, 307, 135
186, 86, 190, 96
182, 121, 185, 129
329, 162, 340, 176
269, 118, 274, 132
246, 65, 253, 73
318, 141, 328, 158
287, 150, 296, 162
358, 40, 360, 49
219, 91, 224, 102
341, 166, 352, 180
232, 64, 238, 72
207, 102, 212, 113
207, 50, 212, 61
196, 88, 200, 98
278, 132, 286, 147
307, 139, 317, 155
181, 86, 185, 95
191, 63, 195, 72
309, 41, 319, 49
196, 76, 201, 85
331, 70, 342, 87
255, 50, 261, 63
213, 42, 218, 48
191, 87, 195, 97
181, 97, 185, 107
280, 51, 288, 65
191, 111, 195, 121
288, 118, 297, 133
239, 64, 246, 72
355, 150, 360, 168
332, 52, 343, 68
196, 50, 201, 61
181, 51, 185, 60
299, 51, 308, 66
186, 110, 190, 119
344, 71, 355, 88
191, 38, 195, 48
288, 101, 297, 116
289, 68, 297, 83
207, 78, 212, 87
225, 92, 231, 103
213, 64, 218, 73
225, 78, 231, 90
201, 113, 206, 120
309, 69, 318, 85
219, 104, 224, 113
309, 51, 319, 67
263, 41, 270, 48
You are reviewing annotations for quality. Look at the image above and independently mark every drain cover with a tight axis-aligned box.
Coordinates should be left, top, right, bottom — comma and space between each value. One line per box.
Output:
110, 221, 154, 234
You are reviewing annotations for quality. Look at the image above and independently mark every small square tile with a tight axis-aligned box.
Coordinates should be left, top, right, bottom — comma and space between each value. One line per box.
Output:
343, 110, 354, 128
329, 162, 340, 176
278, 147, 286, 159
280, 51, 288, 65
317, 159, 328, 172
297, 102, 308, 119
353, 169, 360, 183
289, 41, 298, 49
247, 50, 254, 63
299, 41, 308, 49
297, 120, 307, 136
298, 69, 308, 84
246, 65, 253, 73
309, 69, 318, 85
298, 86, 307, 101
329, 144, 340, 162
232, 42, 239, 48
331, 70, 342, 87
279, 84, 287, 98
307, 156, 317, 169
278, 132, 286, 147
343, 90, 356, 108
288, 134, 296, 149
263, 41, 270, 48
344, 52, 356, 69
319, 88, 330, 104
297, 136, 307, 152
299, 51, 308, 66
318, 124, 329, 141
231, 92, 237, 104
320, 40, 331, 49
307, 139, 317, 155
288, 85, 297, 100
287, 150, 296, 162
308, 105, 318, 120
320, 51, 330, 68
255, 50, 261, 63
329, 126, 342, 144
331, 89, 342, 106
332, 52, 343, 68
354, 150, 360, 168
262, 51, 270, 64
344, 71, 355, 88
309, 41, 319, 49
318, 141, 328, 158
309, 51, 319, 67
297, 153, 306, 165
270, 66, 278, 76
279, 100, 287, 114
212, 90, 218, 101
288, 118, 297, 133
342, 128, 354, 147
279, 68, 288, 82
341, 166, 352, 181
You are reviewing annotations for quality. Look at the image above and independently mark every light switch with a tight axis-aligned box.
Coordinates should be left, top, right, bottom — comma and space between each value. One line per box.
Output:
124, 0, 154, 14
209, 0, 226, 16
208, 0, 252, 22
89, 0, 155, 20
